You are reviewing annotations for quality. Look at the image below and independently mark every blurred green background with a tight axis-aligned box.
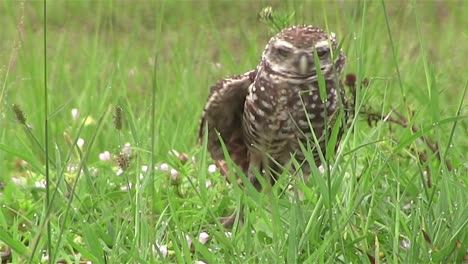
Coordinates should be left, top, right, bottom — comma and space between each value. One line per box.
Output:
1, 1, 466, 162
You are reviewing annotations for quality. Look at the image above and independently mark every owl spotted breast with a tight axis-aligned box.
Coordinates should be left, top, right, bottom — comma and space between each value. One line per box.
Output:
200, 25, 348, 190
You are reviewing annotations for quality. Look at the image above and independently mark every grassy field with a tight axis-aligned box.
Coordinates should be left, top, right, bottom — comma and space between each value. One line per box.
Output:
0, 0, 467, 263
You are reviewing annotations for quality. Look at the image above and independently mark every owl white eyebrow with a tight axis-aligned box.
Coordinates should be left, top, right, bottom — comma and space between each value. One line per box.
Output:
274, 39, 294, 49
314, 40, 330, 49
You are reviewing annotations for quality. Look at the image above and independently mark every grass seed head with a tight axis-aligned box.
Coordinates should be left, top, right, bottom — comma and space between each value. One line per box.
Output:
178, 153, 189, 164
345, 73, 356, 87
113, 105, 123, 130
12, 104, 27, 125
115, 152, 130, 171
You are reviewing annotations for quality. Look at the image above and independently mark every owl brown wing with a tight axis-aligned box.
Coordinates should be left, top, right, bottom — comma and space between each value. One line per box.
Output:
199, 70, 256, 174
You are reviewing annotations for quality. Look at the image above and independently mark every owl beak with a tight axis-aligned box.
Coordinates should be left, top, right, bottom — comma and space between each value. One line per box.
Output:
298, 53, 309, 75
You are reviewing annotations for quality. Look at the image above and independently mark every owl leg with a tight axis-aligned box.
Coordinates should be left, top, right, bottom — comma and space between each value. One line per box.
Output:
247, 150, 264, 191
219, 151, 263, 228
220, 155, 265, 228
220, 207, 244, 228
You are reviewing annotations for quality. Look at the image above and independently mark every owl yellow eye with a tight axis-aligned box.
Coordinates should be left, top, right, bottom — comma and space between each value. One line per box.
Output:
276, 46, 291, 57
316, 47, 329, 57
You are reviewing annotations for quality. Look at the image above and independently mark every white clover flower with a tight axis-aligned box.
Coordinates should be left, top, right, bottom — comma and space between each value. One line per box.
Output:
318, 164, 325, 174
159, 163, 169, 171
205, 180, 212, 188
400, 239, 411, 249
120, 183, 132, 191
116, 168, 124, 176
141, 165, 149, 172
208, 164, 217, 174
122, 143, 132, 156
71, 108, 79, 121
76, 138, 85, 149
170, 169, 180, 185
11, 177, 21, 185
41, 253, 49, 262
99, 151, 111, 161
153, 244, 168, 258
198, 232, 209, 244
67, 165, 76, 173
35, 180, 47, 188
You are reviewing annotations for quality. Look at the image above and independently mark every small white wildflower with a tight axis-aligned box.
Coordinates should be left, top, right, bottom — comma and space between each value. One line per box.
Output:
191, 156, 196, 162
11, 177, 21, 185
185, 234, 192, 248
318, 165, 325, 174
208, 164, 217, 174
400, 239, 411, 249
153, 244, 168, 258
139, 173, 144, 180
99, 151, 111, 161
403, 200, 413, 210
116, 168, 124, 176
120, 183, 132, 191
71, 108, 79, 121
76, 138, 85, 149
141, 165, 148, 172
205, 180, 212, 188
35, 180, 47, 188
212, 62, 223, 70
122, 143, 131, 156
171, 169, 180, 185
225, 231, 232, 238
41, 253, 49, 262
159, 163, 169, 171
198, 232, 209, 244
195, 261, 207, 264
86, 261, 92, 264
67, 165, 76, 172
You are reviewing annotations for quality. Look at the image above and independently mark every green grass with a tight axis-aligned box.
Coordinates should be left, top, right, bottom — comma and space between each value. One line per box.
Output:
1, 0, 467, 263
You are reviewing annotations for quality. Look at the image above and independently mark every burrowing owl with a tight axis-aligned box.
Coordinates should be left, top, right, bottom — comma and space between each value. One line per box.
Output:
200, 25, 348, 191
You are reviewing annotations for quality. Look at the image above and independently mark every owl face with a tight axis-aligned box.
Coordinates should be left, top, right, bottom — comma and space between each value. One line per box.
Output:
262, 26, 339, 78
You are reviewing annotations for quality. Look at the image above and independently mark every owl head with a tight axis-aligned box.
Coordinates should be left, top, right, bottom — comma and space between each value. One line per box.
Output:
262, 25, 343, 78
